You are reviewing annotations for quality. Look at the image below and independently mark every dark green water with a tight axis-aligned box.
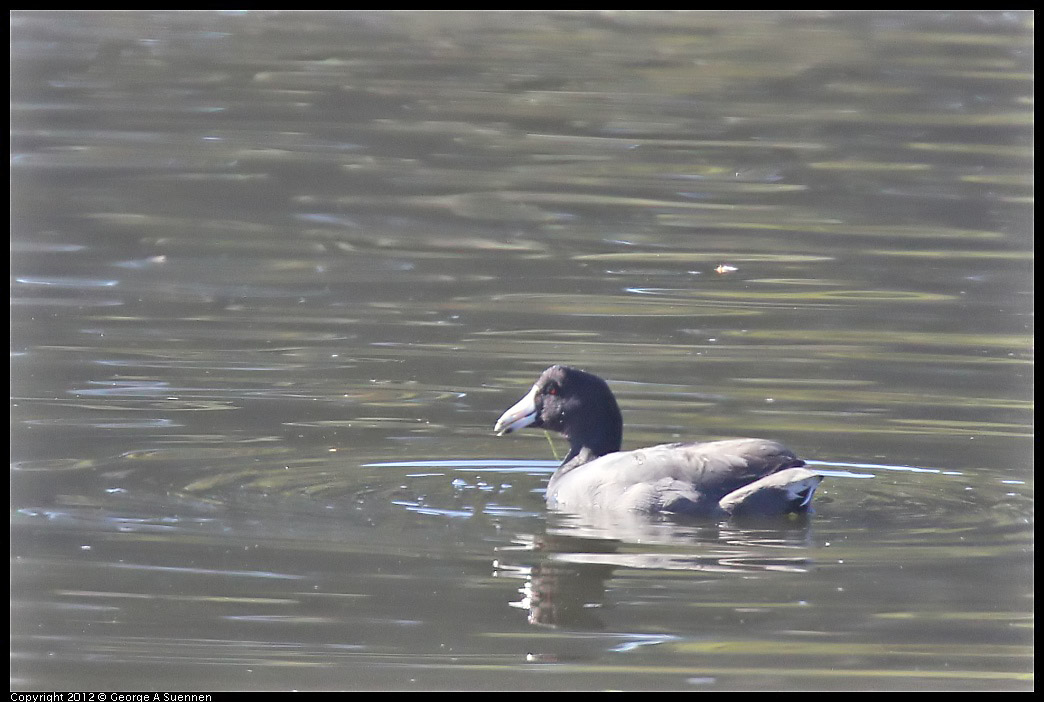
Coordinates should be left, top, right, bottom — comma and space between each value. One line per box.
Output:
11, 11, 1032, 690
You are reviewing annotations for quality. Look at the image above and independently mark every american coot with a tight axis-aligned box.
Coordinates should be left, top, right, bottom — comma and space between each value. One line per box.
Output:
494, 365, 822, 518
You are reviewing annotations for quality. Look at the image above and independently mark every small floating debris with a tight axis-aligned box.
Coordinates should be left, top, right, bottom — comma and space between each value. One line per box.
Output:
715, 264, 738, 274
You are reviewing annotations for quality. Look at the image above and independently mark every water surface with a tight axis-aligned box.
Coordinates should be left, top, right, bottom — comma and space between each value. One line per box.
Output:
11, 10, 1033, 691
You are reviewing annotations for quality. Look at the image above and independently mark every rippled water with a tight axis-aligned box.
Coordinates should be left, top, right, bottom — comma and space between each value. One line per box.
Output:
11, 11, 1032, 691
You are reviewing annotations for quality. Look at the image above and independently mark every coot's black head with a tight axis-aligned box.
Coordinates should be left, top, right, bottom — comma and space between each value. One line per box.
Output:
494, 365, 623, 464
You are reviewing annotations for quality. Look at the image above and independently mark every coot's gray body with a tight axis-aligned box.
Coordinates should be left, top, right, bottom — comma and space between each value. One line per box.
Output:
494, 365, 821, 519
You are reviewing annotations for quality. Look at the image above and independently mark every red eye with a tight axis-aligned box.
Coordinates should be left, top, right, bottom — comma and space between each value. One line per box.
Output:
548, 385, 558, 396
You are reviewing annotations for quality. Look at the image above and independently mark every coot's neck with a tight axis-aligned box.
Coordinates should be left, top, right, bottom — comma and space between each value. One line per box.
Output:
561, 446, 602, 470
558, 399, 623, 470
